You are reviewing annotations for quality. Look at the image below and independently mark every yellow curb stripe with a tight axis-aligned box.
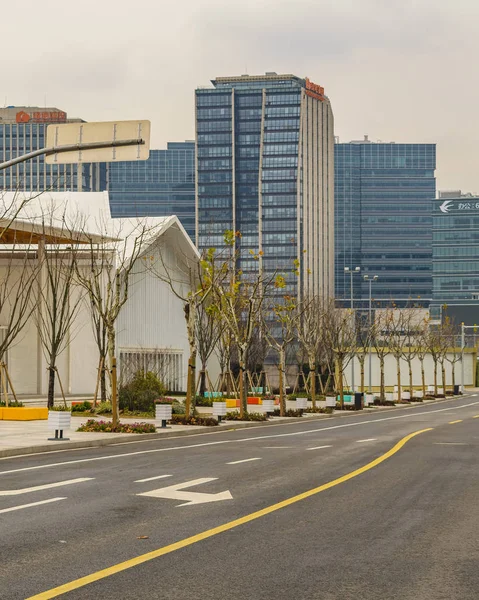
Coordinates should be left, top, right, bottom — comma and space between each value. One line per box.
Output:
27, 427, 433, 600
449, 420, 463, 424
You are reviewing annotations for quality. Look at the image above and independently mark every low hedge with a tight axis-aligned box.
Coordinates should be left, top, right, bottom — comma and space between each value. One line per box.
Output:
170, 414, 218, 426
77, 419, 156, 433
225, 411, 267, 422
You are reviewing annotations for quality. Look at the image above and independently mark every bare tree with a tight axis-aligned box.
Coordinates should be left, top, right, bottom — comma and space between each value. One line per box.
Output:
296, 296, 323, 407
371, 308, 394, 402
195, 301, 223, 397
443, 316, 461, 392
75, 218, 157, 426
322, 300, 356, 409
262, 294, 300, 416
415, 318, 430, 398
36, 209, 84, 408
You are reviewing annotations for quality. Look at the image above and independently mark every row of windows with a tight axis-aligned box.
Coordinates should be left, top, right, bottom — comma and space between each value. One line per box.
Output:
433, 261, 479, 272
265, 106, 300, 117
432, 231, 479, 242
196, 94, 231, 106
262, 169, 297, 180
361, 217, 431, 224
433, 277, 479, 291
197, 108, 231, 119
198, 197, 231, 209
198, 158, 232, 170
433, 246, 479, 257
434, 217, 479, 228
197, 121, 232, 133
198, 172, 232, 183
197, 146, 232, 157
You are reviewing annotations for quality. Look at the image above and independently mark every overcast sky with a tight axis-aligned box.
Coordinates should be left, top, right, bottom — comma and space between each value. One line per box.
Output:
2, 0, 478, 192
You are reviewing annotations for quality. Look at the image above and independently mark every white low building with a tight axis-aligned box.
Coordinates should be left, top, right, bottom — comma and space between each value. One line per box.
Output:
0, 191, 199, 398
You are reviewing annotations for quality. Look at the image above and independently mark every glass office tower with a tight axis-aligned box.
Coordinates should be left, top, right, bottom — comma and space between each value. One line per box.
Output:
335, 139, 436, 307
108, 141, 195, 240
0, 106, 106, 192
196, 73, 335, 299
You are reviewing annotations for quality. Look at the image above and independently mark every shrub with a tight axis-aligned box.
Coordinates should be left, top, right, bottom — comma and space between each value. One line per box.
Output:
77, 419, 156, 433
225, 411, 267, 421
71, 401, 93, 412
273, 408, 303, 417
0, 400, 23, 407
96, 401, 113, 414
304, 406, 333, 414
194, 395, 213, 407
119, 370, 166, 413
49, 404, 71, 412
170, 414, 218, 426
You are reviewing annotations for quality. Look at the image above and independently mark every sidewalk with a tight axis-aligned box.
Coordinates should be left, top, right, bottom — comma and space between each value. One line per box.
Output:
0, 394, 469, 459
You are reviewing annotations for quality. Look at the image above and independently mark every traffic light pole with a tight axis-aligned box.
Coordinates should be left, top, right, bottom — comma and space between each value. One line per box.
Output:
0, 138, 145, 171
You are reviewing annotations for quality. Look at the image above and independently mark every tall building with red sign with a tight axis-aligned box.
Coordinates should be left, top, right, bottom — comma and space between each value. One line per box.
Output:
0, 106, 106, 192
196, 73, 335, 301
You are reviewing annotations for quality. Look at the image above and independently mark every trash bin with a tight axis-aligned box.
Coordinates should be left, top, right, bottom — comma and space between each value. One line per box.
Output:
453, 384, 460, 395
354, 392, 363, 410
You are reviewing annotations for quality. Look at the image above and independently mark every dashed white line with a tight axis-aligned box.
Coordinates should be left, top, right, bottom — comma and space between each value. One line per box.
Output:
356, 439, 377, 443
134, 475, 172, 483
0, 478, 94, 497
307, 445, 333, 451
227, 458, 261, 465
0, 497, 66, 514
263, 446, 292, 449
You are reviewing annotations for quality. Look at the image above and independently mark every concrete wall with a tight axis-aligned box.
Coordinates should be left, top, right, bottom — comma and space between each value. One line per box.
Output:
343, 350, 475, 391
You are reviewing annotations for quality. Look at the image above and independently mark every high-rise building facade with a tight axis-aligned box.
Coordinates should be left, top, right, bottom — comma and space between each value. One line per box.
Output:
430, 194, 479, 318
335, 139, 436, 307
0, 106, 106, 192
108, 141, 195, 240
195, 73, 335, 299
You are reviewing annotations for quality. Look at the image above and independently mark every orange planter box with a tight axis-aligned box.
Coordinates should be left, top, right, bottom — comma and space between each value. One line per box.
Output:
247, 397, 261, 405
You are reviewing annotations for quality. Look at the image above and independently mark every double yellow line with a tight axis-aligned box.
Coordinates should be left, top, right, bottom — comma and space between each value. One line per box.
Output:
28, 427, 433, 599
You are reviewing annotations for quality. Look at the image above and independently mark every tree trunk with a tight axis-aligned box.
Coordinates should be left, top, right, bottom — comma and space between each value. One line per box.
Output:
337, 357, 344, 409
442, 364, 446, 393
434, 361, 438, 396
199, 365, 207, 396
238, 348, 247, 418
185, 350, 196, 418
409, 362, 413, 398
396, 356, 401, 401
379, 356, 385, 401
279, 346, 286, 416
451, 362, 456, 392
100, 362, 107, 403
47, 365, 55, 409
309, 354, 316, 409
420, 360, 426, 397
107, 326, 119, 427
359, 356, 365, 394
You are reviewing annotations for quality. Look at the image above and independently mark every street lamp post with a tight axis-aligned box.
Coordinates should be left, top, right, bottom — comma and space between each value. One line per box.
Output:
344, 266, 360, 392
364, 275, 379, 393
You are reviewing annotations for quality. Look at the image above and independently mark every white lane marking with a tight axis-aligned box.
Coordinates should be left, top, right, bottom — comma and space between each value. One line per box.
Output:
137, 478, 233, 507
0, 497, 66, 514
1, 401, 478, 477
134, 475, 172, 483
263, 446, 292, 449
307, 445, 332, 450
226, 458, 261, 465
0, 478, 94, 496
434, 443, 469, 445
356, 439, 377, 443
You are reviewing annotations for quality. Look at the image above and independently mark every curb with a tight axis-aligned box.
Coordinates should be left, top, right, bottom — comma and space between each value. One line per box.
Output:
0, 395, 466, 459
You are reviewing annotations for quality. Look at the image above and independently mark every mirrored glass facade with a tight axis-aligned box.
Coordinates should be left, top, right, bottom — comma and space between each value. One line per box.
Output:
196, 73, 335, 300
432, 197, 479, 302
108, 142, 195, 240
335, 141, 436, 307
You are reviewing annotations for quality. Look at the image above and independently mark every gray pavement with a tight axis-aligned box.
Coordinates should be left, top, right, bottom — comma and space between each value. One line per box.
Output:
0, 393, 478, 599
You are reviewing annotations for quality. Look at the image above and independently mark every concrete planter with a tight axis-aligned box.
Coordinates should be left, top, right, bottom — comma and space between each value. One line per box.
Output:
365, 394, 374, 406
286, 400, 297, 411
155, 404, 172, 428
437, 388, 444, 395
212, 401, 227, 423
48, 410, 71, 440
402, 391, 411, 401
386, 392, 395, 402
415, 390, 424, 398
325, 396, 336, 408
296, 397, 308, 410
262, 399, 275, 413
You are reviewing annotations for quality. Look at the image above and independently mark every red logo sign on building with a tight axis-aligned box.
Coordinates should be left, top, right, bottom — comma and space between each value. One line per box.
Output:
16, 111, 31, 123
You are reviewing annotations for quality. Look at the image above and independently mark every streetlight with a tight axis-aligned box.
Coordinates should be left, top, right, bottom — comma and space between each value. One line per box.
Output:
344, 266, 360, 392
364, 275, 378, 393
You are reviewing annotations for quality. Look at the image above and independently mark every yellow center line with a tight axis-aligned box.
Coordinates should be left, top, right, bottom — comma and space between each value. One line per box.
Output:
27, 427, 433, 600
473, 415, 479, 419
449, 420, 463, 424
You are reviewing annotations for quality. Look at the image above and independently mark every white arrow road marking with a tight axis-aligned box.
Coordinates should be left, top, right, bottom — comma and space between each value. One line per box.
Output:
137, 478, 233, 507
0, 497, 66, 514
0, 478, 94, 496
134, 475, 172, 483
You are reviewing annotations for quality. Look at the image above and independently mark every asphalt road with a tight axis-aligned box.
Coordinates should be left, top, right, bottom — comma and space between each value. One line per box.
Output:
1, 395, 478, 599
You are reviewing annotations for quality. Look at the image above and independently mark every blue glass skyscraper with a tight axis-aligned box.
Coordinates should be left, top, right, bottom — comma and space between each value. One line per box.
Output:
196, 73, 335, 300
335, 139, 436, 306
108, 141, 195, 240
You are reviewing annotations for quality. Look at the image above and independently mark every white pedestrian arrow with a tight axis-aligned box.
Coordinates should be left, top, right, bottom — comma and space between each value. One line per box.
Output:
137, 477, 233, 507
